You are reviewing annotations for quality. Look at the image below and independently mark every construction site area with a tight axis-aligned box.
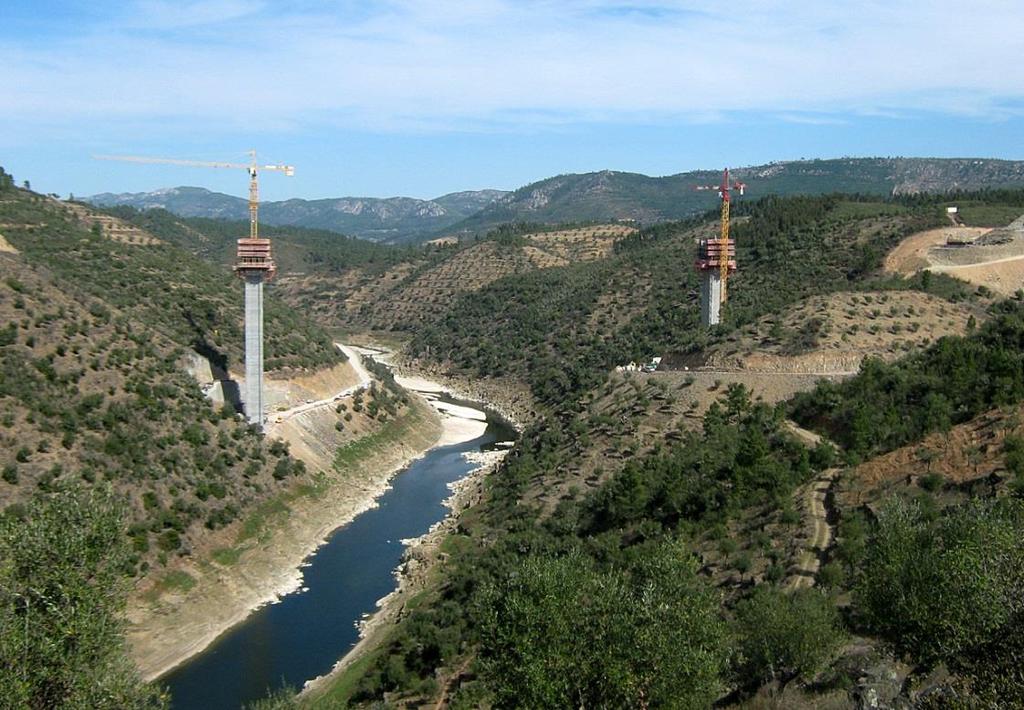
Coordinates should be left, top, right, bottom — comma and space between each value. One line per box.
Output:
886, 213, 1024, 295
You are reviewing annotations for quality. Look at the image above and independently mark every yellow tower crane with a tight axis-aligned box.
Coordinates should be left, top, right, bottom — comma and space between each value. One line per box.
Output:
695, 168, 745, 304
94, 150, 295, 241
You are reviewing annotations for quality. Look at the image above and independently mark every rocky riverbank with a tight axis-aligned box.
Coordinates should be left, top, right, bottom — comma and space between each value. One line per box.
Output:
127, 352, 444, 682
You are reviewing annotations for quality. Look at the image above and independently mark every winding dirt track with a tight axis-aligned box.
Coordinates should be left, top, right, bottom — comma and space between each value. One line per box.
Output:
788, 468, 839, 591
783, 420, 840, 591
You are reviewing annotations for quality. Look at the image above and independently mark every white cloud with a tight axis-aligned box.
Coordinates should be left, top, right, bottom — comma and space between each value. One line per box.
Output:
2, 0, 1023, 135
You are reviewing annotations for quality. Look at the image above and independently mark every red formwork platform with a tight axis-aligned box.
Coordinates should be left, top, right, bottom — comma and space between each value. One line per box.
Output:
695, 238, 737, 272
234, 238, 277, 279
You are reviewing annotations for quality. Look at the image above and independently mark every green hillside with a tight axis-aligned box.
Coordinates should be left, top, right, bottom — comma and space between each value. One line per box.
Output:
2, 192, 340, 374
0, 171, 323, 578
325, 192, 1024, 708
94, 205, 413, 276
407, 192, 978, 406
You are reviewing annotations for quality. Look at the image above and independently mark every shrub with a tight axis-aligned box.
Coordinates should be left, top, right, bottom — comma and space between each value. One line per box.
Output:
157, 529, 181, 552
475, 545, 728, 708
734, 586, 844, 683
272, 458, 292, 480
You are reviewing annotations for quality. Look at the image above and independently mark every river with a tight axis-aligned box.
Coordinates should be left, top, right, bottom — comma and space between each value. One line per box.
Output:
162, 407, 514, 709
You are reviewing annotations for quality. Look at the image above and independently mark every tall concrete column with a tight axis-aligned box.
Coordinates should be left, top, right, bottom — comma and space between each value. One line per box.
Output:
700, 272, 722, 327
244, 275, 264, 426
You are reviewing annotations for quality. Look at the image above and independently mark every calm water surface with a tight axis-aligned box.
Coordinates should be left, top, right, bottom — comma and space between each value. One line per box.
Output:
163, 414, 512, 709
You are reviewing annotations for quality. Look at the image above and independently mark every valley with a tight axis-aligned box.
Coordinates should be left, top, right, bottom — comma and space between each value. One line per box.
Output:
5, 160, 1024, 709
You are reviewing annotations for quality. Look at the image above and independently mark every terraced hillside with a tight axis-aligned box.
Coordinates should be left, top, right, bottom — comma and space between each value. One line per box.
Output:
2, 193, 340, 374
277, 223, 636, 331
691, 289, 988, 374
403, 195, 982, 407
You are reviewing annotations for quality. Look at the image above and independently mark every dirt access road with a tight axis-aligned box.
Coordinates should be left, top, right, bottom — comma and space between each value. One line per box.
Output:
266, 343, 372, 428
783, 421, 840, 591
884, 218, 1024, 295
928, 253, 1024, 296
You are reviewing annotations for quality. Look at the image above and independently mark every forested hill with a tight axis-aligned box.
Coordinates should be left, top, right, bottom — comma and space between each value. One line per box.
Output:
408, 192, 1018, 406
0, 166, 327, 582
87, 158, 1024, 244
93, 204, 414, 276
446, 157, 1024, 235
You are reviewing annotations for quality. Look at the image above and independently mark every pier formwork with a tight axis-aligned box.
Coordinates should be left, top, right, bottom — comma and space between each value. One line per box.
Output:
695, 237, 735, 328
235, 238, 275, 427
700, 271, 723, 327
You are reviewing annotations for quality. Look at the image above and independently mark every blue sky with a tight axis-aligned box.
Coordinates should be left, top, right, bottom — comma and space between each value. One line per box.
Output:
2, 1, 1023, 201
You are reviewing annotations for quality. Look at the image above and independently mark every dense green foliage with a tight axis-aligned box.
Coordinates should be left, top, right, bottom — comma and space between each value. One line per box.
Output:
733, 587, 844, 684
948, 611, 1024, 706
582, 386, 811, 534
0, 487, 165, 708
475, 545, 728, 708
791, 300, 1024, 462
855, 497, 1024, 664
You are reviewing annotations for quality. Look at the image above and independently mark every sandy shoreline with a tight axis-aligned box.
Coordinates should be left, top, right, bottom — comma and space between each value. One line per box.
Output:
128, 347, 504, 684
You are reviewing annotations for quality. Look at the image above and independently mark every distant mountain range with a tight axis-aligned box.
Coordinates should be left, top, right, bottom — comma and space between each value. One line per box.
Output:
88, 158, 1024, 243
87, 187, 510, 243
